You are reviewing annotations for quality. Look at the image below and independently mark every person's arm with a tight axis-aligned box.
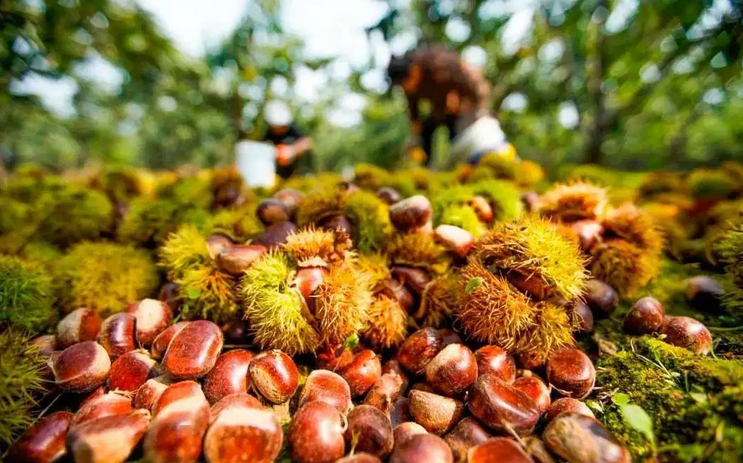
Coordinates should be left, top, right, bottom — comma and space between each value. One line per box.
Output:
289, 136, 313, 157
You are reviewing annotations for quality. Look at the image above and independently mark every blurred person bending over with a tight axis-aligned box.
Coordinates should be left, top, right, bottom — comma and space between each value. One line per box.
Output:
388, 43, 515, 167
262, 101, 314, 179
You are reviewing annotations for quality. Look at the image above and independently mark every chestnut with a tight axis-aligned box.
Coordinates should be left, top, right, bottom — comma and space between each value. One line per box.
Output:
523, 437, 557, 463
389, 434, 453, 463
274, 188, 304, 218
624, 297, 665, 335
209, 393, 263, 424
108, 350, 158, 392
380, 278, 414, 311
66, 410, 150, 463
393, 422, 428, 449
134, 376, 172, 411
320, 214, 353, 236
203, 349, 254, 405
475, 346, 516, 384
521, 192, 540, 212
584, 280, 618, 317
686, 276, 725, 312
513, 375, 551, 414
256, 198, 290, 225
298, 369, 352, 415
56, 308, 101, 349
364, 373, 406, 414
289, 401, 346, 463
150, 321, 188, 360
152, 380, 205, 415
382, 359, 409, 391
389, 195, 432, 232
408, 390, 464, 435
377, 187, 402, 205
144, 392, 210, 463
99, 313, 137, 361
389, 397, 411, 427
7, 411, 73, 463
467, 437, 534, 463
126, 299, 173, 348
249, 350, 299, 404
204, 401, 282, 463
207, 234, 234, 259
30, 334, 58, 357
341, 349, 382, 397
254, 221, 297, 249
434, 225, 475, 258
53, 341, 111, 393
438, 329, 463, 347
573, 301, 595, 334
224, 319, 250, 344
443, 417, 492, 463
295, 266, 327, 299
71, 392, 133, 428
516, 351, 548, 371
344, 405, 394, 458
336, 454, 382, 463
546, 347, 596, 399
397, 327, 444, 375
216, 244, 266, 276
467, 374, 540, 436
163, 320, 224, 380
316, 344, 355, 372
544, 398, 594, 423
424, 344, 477, 397
391, 266, 431, 296
660, 316, 712, 355
571, 220, 604, 251
159, 282, 180, 312
544, 413, 631, 463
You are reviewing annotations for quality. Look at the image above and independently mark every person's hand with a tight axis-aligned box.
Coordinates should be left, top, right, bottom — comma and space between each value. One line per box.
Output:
276, 144, 295, 167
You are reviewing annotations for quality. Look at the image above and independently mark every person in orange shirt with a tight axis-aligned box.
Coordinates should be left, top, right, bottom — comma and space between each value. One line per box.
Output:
262, 101, 314, 179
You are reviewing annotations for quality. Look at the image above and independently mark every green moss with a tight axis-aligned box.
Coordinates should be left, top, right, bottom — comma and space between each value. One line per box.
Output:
0, 255, 56, 333
715, 220, 743, 288
54, 242, 159, 315
0, 328, 47, 450
344, 190, 394, 253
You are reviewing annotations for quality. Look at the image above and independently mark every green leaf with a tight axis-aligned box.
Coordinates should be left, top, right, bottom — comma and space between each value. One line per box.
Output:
689, 392, 708, 403
465, 277, 484, 293
612, 393, 630, 406
187, 288, 201, 300
586, 400, 603, 413
619, 404, 655, 445
344, 333, 360, 351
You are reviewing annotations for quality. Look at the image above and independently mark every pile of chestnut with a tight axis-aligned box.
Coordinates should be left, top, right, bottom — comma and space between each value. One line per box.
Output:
8, 296, 636, 463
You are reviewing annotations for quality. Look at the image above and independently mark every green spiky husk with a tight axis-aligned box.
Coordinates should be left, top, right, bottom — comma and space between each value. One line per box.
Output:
159, 225, 211, 281
715, 221, 743, 288
604, 203, 665, 255
353, 163, 392, 191
687, 169, 739, 199
118, 198, 209, 246
0, 256, 56, 333
284, 226, 352, 267
344, 190, 394, 253
363, 295, 409, 350
416, 272, 459, 328
469, 179, 524, 221
440, 204, 487, 237
0, 328, 47, 449
241, 253, 320, 355
476, 217, 588, 301
39, 187, 114, 247
296, 188, 347, 226
54, 242, 159, 315
385, 232, 451, 275
176, 262, 240, 324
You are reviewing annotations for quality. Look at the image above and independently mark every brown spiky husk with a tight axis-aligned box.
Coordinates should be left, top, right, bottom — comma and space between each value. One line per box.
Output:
538, 181, 608, 222
284, 226, 353, 267
362, 295, 409, 350
513, 302, 575, 356
603, 203, 664, 254
312, 258, 372, 346
385, 233, 451, 274
455, 258, 537, 350
590, 238, 660, 296
416, 272, 459, 328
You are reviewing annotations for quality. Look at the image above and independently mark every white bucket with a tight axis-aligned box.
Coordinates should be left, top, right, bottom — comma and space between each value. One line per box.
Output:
235, 140, 276, 188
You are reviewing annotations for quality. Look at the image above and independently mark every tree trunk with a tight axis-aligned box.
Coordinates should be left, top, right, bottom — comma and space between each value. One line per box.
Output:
584, 0, 608, 165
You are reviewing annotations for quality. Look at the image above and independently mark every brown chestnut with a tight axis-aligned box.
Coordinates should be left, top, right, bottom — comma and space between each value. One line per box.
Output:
53, 341, 111, 393
152, 380, 207, 417
289, 401, 346, 463
467, 437, 534, 463
571, 220, 604, 251
319, 214, 353, 236
249, 350, 299, 404
126, 299, 173, 348
274, 188, 304, 218
341, 349, 382, 397
163, 320, 224, 380
295, 266, 327, 299
150, 321, 188, 360
134, 376, 172, 411
204, 401, 282, 463
434, 225, 475, 258
660, 316, 712, 355
209, 393, 263, 424
475, 346, 516, 384
584, 280, 618, 317
364, 373, 406, 415
424, 344, 477, 397
544, 413, 631, 463
257, 198, 290, 225
298, 369, 352, 415
202, 349, 254, 405
207, 234, 234, 259
513, 375, 551, 414
544, 397, 594, 423
99, 313, 137, 361
389, 434, 453, 463
393, 422, 428, 449
7, 411, 74, 463
344, 405, 394, 458
521, 192, 540, 212
397, 327, 444, 375
408, 389, 464, 435
377, 187, 402, 205
30, 334, 58, 357
71, 391, 133, 428
382, 359, 410, 391
624, 297, 665, 335
444, 417, 492, 463
380, 278, 414, 311
391, 266, 431, 296
467, 374, 540, 436
56, 308, 101, 349
546, 347, 596, 399
159, 282, 180, 311
216, 244, 266, 276
108, 350, 158, 392
523, 437, 557, 463
573, 302, 595, 334
144, 391, 210, 463
389, 195, 432, 232
254, 221, 297, 249
686, 276, 725, 312
470, 196, 494, 223
66, 410, 150, 463
336, 454, 382, 463
438, 329, 463, 347
389, 397, 411, 427
316, 344, 355, 372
